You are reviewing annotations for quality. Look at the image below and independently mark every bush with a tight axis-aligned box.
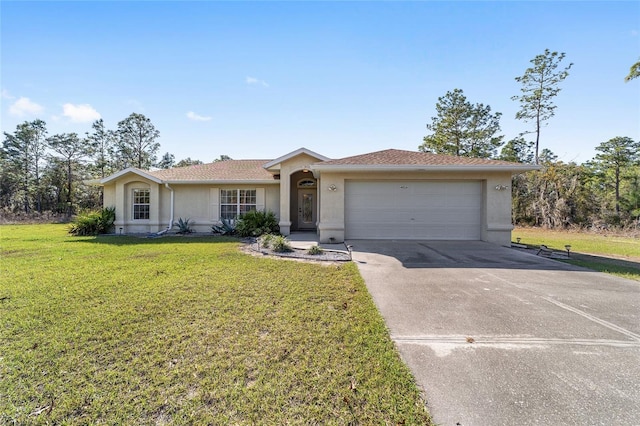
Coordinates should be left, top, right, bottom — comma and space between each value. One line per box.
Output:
270, 235, 292, 253
235, 210, 279, 237
212, 218, 236, 236
258, 233, 276, 249
69, 207, 116, 236
307, 245, 324, 255
174, 217, 193, 234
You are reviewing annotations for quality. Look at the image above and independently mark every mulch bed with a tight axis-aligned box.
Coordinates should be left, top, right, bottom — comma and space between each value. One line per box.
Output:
243, 240, 352, 263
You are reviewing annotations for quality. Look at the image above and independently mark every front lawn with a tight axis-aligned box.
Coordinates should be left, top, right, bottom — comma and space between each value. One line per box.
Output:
0, 224, 431, 424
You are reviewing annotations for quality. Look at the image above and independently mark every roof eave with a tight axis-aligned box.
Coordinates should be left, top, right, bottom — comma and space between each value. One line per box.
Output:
163, 179, 280, 185
311, 164, 541, 173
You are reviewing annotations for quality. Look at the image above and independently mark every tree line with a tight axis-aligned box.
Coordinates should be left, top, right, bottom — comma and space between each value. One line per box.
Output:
418, 49, 640, 228
2, 50, 638, 228
0, 113, 221, 217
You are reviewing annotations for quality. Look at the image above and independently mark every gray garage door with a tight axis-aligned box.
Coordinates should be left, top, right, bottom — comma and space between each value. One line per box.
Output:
345, 181, 482, 240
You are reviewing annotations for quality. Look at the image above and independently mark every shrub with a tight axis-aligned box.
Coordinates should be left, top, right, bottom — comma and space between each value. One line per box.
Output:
270, 235, 292, 253
235, 210, 279, 237
212, 218, 236, 236
258, 233, 276, 249
307, 245, 324, 255
69, 206, 116, 236
174, 217, 193, 234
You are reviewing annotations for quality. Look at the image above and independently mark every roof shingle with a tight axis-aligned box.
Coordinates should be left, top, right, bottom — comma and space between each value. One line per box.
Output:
150, 160, 275, 181
317, 149, 522, 166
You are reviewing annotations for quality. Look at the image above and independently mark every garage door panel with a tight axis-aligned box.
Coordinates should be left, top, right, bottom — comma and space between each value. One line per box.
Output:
345, 181, 482, 240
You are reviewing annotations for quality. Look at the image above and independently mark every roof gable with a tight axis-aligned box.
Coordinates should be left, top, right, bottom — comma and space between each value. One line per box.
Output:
100, 167, 163, 185
263, 147, 330, 170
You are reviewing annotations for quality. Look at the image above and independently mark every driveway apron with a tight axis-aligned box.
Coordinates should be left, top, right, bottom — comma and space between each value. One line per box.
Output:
351, 240, 640, 426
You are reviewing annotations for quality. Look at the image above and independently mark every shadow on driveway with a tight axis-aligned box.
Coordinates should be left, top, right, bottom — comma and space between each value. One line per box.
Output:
347, 240, 592, 271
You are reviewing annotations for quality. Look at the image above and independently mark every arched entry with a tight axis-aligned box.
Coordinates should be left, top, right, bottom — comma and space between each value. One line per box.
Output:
290, 170, 317, 231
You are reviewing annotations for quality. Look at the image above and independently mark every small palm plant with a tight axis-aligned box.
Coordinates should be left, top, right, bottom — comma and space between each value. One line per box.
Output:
270, 235, 293, 253
212, 218, 236, 235
307, 245, 324, 255
174, 218, 193, 234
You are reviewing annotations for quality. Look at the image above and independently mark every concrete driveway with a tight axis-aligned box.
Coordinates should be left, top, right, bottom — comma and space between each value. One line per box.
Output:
350, 240, 640, 426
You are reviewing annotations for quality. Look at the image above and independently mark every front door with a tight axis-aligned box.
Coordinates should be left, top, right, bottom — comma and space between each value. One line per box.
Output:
297, 189, 317, 230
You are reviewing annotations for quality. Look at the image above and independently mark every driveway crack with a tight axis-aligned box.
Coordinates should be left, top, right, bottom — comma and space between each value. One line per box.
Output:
542, 297, 640, 342
392, 335, 640, 348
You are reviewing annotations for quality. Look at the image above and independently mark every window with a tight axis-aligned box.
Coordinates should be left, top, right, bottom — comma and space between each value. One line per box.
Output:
132, 189, 150, 220
298, 179, 316, 188
220, 189, 256, 220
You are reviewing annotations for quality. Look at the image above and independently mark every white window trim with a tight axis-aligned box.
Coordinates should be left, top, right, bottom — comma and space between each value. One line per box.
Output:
132, 188, 150, 220
220, 189, 257, 220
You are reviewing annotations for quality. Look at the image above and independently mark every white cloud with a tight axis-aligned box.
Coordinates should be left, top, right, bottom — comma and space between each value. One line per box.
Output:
246, 76, 269, 87
9, 97, 44, 116
62, 103, 101, 123
186, 111, 212, 122
1, 89, 15, 100
631, 29, 638, 37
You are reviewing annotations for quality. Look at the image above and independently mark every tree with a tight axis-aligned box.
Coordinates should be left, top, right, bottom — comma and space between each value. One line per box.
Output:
175, 157, 204, 167
590, 136, 640, 214
0, 148, 18, 211
625, 59, 640, 82
48, 133, 91, 216
419, 89, 503, 158
115, 113, 160, 169
498, 137, 534, 163
87, 119, 116, 179
1, 120, 48, 213
156, 152, 175, 169
214, 155, 232, 162
512, 49, 573, 164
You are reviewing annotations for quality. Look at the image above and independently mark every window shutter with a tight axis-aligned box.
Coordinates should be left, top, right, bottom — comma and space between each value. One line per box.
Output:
256, 188, 265, 211
210, 188, 220, 221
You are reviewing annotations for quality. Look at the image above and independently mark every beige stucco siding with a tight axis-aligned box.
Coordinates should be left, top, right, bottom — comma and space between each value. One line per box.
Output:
107, 177, 280, 234
317, 170, 514, 245
272, 153, 323, 235
170, 184, 280, 232
105, 176, 162, 234
171, 185, 212, 230
102, 151, 520, 244
102, 184, 116, 209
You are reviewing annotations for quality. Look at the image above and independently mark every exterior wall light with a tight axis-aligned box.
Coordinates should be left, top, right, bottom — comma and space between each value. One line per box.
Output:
328, 184, 337, 191
495, 184, 510, 191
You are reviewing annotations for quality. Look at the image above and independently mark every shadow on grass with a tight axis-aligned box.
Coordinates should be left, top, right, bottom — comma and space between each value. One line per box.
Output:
67, 234, 240, 246
564, 252, 640, 280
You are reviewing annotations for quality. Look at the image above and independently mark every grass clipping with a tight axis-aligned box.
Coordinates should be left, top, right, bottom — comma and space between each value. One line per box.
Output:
0, 224, 432, 425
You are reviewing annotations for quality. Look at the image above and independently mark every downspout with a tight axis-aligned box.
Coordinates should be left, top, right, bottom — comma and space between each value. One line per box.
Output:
156, 183, 174, 235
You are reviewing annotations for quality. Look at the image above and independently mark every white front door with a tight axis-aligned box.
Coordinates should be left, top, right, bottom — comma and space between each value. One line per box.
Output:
297, 189, 317, 230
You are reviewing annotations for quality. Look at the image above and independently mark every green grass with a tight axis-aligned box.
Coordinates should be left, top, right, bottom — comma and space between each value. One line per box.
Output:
513, 227, 640, 281
0, 224, 432, 425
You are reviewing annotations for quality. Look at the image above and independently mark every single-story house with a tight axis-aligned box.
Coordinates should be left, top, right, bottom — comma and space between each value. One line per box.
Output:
100, 147, 538, 246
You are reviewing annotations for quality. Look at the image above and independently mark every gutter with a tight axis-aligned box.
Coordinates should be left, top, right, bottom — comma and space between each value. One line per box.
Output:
163, 179, 280, 185
311, 164, 541, 174
156, 183, 175, 236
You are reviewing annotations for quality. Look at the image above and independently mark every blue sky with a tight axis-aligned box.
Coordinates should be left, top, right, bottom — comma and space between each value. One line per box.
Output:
2, 1, 639, 164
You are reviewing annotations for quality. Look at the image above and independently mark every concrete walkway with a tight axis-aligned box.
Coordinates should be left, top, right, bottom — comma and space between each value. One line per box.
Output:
287, 232, 349, 252
350, 240, 640, 426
